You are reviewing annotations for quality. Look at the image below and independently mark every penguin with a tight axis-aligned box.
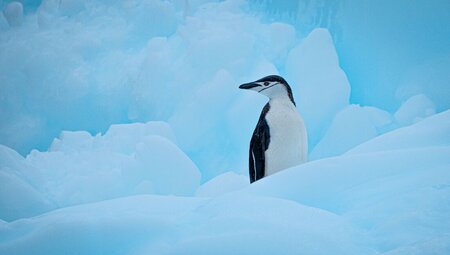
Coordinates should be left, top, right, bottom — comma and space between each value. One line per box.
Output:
239, 75, 307, 183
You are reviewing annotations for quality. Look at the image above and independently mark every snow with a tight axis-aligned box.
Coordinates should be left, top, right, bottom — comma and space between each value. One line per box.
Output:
0, 0, 449, 254
394, 94, 436, 127
285, 28, 351, 148
1, 110, 449, 254
348, 110, 450, 155
195, 171, 248, 197
0, 145, 55, 221
311, 105, 393, 159
3, 1, 23, 27
1, 121, 200, 221
0, 195, 207, 255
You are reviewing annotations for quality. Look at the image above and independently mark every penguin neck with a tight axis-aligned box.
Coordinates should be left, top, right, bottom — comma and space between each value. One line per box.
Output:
268, 94, 296, 109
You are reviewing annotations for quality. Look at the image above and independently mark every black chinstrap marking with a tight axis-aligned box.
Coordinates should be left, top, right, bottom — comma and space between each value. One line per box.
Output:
258, 83, 278, 93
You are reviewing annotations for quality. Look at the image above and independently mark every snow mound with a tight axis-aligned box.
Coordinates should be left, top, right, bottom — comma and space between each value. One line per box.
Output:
311, 105, 393, 159
248, 110, 450, 253
348, 110, 450, 154
0, 0, 449, 253
0, 121, 200, 220
285, 28, 350, 148
0, 195, 207, 255
0, 145, 55, 221
1, 110, 449, 254
0, 0, 361, 180
394, 94, 436, 127
3, 1, 23, 27
195, 171, 248, 197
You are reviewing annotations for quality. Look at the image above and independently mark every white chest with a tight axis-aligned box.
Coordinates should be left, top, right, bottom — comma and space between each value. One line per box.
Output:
264, 99, 307, 176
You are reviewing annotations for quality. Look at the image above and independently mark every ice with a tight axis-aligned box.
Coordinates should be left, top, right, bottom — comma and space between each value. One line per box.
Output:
1, 110, 449, 254
57, 0, 86, 17
264, 22, 296, 66
0, 169, 51, 221
3, 1, 23, 27
1, 0, 354, 178
155, 195, 366, 255
4, 121, 200, 211
134, 135, 200, 195
394, 94, 436, 126
0, 145, 55, 221
333, 0, 450, 112
125, 0, 178, 45
169, 69, 241, 179
0, 0, 406, 179
347, 110, 450, 155
101, 121, 176, 154
247, 111, 450, 253
379, 236, 450, 255
0, 195, 207, 255
310, 94, 443, 159
49, 130, 94, 153
0, 0, 449, 253
195, 171, 248, 197
285, 28, 351, 148
311, 105, 393, 159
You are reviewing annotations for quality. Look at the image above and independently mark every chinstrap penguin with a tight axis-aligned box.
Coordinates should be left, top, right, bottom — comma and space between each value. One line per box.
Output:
239, 75, 307, 183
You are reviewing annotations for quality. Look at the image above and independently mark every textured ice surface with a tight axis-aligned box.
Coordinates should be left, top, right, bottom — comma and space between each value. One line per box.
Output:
1, 110, 449, 254
0, 145, 55, 221
0, 1, 449, 254
311, 105, 393, 159
348, 110, 450, 155
195, 171, 248, 197
394, 94, 436, 127
0, 0, 393, 179
0, 121, 200, 221
286, 28, 350, 148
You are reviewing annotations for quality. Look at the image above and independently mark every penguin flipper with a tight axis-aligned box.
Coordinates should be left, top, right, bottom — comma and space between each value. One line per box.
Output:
249, 104, 270, 183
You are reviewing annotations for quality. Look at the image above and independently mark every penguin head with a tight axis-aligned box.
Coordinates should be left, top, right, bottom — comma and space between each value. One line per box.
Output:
239, 75, 295, 104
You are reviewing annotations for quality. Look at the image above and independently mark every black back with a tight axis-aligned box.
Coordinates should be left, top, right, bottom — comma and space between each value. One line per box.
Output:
249, 103, 271, 183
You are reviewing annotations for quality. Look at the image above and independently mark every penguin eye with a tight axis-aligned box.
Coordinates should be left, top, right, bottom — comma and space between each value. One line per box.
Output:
263, 82, 269, 86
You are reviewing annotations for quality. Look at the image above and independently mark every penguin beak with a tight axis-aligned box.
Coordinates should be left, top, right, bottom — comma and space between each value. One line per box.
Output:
239, 82, 261, 90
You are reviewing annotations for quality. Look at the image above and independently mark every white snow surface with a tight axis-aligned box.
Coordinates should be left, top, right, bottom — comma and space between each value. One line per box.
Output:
1, 0, 450, 254
1, 110, 449, 254
0, 121, 200, 221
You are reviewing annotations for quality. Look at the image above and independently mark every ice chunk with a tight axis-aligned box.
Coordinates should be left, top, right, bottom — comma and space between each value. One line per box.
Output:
348, 110, 450, 155
160, 194, 366, 255
285, 28, 350, 148
22, 121, 199, 208
0, 145, 55, 221
102, 121, 176, 154
1, 109, 449, 253
3, 1, 23, 27
125, 0, 178, 44
396, 56, 450, 112
49, 131, 94, 153
58, 0, 86, 17
0, 195, 207, 254
135, 135, 201, 196
169, 69, 240, 179
394, 94, 436, 126
0, 12, 9, 30
379, 236, 450, 255
311, 105, 393, 159
264, 22, 296, 65
0, 169, 53, 221
196, 171, 248, 197
248, 136, 450, 252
